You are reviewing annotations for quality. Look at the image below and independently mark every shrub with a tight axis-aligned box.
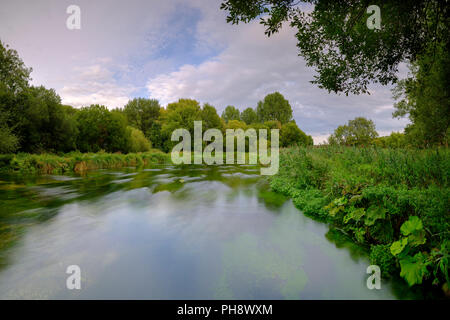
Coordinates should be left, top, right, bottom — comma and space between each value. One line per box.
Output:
128, 127, 151, 152
370, 244, 397, 278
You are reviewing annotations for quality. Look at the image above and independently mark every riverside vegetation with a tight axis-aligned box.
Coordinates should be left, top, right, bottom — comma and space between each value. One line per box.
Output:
1, 0, 450, 297
270, 146, 449, 295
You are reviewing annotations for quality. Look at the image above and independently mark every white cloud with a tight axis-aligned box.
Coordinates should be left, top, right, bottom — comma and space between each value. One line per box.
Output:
60, 63, 136, 109
1, 0, 410, 138
147, 19, 409, 138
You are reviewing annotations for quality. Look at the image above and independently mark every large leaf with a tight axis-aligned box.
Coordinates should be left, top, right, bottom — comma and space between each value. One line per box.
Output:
343, 207, 365, 224
390, 238, 408, 256
400, 216, 426, 246
399, 253, 429, 286
364, 205, 386, 226
400, 216, 423, 236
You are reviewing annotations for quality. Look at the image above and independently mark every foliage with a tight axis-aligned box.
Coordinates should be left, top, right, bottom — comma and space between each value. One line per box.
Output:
328, 117, 378, 146
128, 126, 151, 152
161, 99, 203, 152
270, 146, 450, 290
221, 105, 241, 123
370, 244, 397, 278
374, 132, 407, 149
0, 150, 170, 174
220, 0, 450, 95
202, 103, 224, 131
240, 107, 258, 124
256, 92, 293, 124
0, 125, 19, 154
280, 122, 313, 147
392, 44, 450, 147
0, 40, 31, 93
122, 98, 161, 138
10, 86, 78, 153
76, 104, 131, 153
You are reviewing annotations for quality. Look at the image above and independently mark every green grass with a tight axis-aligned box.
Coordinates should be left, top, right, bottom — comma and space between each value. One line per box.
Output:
270, 146, 449, 293
0, 149, 171, 174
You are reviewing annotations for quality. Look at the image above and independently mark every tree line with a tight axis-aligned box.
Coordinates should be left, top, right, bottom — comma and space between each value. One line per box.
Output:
220, 0, 449, 148
0, 40, 314, 155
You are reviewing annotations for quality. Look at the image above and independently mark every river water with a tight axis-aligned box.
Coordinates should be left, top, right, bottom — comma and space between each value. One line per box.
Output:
0, 165, 413, 299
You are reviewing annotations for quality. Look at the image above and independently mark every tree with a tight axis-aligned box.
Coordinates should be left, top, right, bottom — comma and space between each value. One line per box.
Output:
0, 40, 31, 93
392, 44, 450, 147
202, 103, 224, 131
0, 40, 30, 153
240, 107, 258, 124
256, 92, 293, 124
161, 99, 203, 152
76, 105, 130, 153
221, 105, 241, 123
374, 132, 407, 148
0, 110, 19, 153
226, 119, 247, 130
280, 122, 313, 147
220, 0, 450, 95
123, 98, 160, 136
0, 84, 18, 153
128, 126, 151, 152
328, 117, 378, 146
10, 86, 78, 153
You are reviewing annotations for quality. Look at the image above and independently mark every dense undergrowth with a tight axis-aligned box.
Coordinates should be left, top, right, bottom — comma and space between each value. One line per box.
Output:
0, 150, 171, 174
270, 146, 449, 294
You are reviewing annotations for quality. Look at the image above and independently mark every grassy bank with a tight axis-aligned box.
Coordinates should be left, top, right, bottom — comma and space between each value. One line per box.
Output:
0, 150, 171, 174
270, 146, 449, 294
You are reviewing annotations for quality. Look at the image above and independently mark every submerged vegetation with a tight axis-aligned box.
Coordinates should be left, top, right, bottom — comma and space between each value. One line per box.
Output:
270, 146, 449, 294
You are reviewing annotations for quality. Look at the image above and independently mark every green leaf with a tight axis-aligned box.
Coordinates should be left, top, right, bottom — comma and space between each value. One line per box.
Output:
354, 228, 366, 243
399, 253, 429, 286
400, 216, 426, 246
364, 205, 386, 226
329, 206, 344, 217
408, 231, 426, 247
390, 238, 408, 256
349, 194, 362, 204
400, 216, 423, 236
343, 207, 365, 224
334, 196, 347, 206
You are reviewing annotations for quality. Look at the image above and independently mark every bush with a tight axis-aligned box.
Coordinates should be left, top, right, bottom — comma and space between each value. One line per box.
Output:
270, 146, 450, 289
370, 244, 397, 278
128, 127, 151, 152
0, 126, 19, 153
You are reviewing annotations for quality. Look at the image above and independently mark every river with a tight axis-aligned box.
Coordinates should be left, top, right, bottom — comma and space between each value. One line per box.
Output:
0, 165, 414, 299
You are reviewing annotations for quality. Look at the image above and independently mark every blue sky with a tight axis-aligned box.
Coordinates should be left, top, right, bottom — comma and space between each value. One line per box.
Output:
0, 0, 409, 143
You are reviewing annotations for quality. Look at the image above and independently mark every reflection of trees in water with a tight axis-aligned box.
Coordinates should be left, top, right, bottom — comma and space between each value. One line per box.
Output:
0, 165, 272, 271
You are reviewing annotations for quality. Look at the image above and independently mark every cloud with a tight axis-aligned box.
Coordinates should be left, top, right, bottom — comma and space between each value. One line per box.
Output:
60, 62, 136, 109
146, 19, 409, 143
1, 0, 410, 143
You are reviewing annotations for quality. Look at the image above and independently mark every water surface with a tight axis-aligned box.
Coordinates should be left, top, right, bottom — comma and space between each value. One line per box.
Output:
0, 165, 412, 299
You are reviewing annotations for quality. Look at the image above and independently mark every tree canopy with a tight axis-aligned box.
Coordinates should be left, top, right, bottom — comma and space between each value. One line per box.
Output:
328, 117, 378, 146
392, 44, 450, 147
240, 107, 258, 124
256, 92, 293, 123
220, 0, 450, 95
221, 105, 241, 123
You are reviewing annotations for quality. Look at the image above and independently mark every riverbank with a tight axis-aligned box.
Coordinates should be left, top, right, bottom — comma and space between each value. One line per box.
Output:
270, 146, 449, 296
0, 150, 172, 174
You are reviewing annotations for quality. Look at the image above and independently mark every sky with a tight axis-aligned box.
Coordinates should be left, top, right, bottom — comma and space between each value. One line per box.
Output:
0, 0, 410, 143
